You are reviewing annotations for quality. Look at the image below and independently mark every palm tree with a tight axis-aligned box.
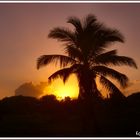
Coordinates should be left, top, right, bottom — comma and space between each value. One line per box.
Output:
37, 14, 137, 101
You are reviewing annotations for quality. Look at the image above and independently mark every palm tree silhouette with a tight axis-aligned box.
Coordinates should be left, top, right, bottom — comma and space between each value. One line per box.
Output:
37, 14, 137, 101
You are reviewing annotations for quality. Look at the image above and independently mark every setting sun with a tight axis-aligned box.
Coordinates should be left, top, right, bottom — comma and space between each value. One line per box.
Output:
42, 75, 79, 100
53, 84, 78, 100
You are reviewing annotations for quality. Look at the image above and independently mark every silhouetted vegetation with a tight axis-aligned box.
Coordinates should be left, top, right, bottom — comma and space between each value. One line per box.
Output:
0, 93, 139, 137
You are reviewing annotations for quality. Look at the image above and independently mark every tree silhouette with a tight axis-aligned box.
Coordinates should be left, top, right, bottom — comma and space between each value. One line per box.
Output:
37, 14, 137, 100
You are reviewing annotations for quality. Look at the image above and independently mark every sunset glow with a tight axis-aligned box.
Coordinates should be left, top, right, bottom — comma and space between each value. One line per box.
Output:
42, 75, 79, 100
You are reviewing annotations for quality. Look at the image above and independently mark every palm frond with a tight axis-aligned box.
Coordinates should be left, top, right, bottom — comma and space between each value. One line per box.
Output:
48, 64, 82, 83
99, 49, 117, 56
92, 66, 128, 87
37, 55, 76, 69
95, 53, 137, 68
100, 76, 125, 98
91, 28, 124, 55
99, 28, 124, 43
48, 27, 76, 44
83, 14, 97, 29
90, 50, 117, 63
48, 68, 71, 83
64, 45, 83, 62
67, 16, 83, 34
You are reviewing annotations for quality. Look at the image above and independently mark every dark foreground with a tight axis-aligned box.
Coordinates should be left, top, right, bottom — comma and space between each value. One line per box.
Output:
0, 93, 140, 137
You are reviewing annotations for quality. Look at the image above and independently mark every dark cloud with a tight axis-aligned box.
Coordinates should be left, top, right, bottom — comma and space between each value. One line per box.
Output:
15, 82, 47, 98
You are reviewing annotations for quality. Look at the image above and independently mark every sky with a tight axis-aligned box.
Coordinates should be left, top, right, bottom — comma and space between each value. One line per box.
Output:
0, 3, 140, 99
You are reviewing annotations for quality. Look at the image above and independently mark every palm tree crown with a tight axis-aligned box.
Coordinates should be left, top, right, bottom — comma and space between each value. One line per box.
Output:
37, 14, 137, 100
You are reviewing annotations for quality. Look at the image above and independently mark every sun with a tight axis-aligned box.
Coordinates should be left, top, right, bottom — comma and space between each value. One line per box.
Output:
42, 74, 79, 100
54, 85, 78, 100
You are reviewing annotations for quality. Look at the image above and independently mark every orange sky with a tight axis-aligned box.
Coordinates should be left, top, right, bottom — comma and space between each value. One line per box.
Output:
0, 3, 140, 99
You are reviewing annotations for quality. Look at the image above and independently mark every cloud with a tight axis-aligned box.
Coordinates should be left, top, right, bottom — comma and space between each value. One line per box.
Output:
15, 82, 48, 98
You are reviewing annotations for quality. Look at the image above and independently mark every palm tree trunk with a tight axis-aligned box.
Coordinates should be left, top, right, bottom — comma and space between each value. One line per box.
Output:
79, 78, 101, 136
84, 95, 101, 136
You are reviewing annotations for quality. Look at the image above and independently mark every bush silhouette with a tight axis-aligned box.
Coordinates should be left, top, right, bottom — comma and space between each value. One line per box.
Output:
0, 94, 139, 136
